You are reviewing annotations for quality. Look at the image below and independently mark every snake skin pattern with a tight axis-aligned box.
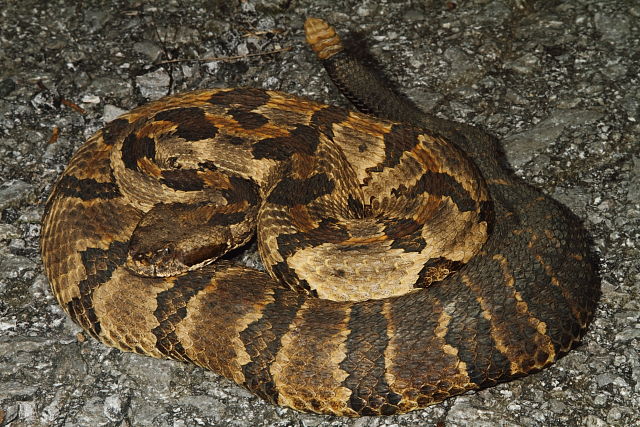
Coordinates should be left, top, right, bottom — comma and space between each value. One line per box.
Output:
40, 18, 600, 416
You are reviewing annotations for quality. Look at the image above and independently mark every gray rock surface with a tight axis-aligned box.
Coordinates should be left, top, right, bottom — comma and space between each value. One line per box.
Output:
1, 0, 638, 426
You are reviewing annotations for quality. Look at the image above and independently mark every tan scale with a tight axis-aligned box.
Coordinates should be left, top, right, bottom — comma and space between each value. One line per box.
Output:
270, 299, 354, 415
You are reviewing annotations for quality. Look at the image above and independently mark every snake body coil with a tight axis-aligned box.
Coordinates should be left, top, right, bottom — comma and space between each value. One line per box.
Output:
40, 18, 599, 416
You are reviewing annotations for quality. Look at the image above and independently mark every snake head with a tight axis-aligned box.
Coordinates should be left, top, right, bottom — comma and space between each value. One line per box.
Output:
127, 241, 228, 277
125, 202, 236, 277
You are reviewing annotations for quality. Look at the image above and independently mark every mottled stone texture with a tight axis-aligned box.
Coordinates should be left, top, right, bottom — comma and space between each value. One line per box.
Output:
0, 0, 638, 426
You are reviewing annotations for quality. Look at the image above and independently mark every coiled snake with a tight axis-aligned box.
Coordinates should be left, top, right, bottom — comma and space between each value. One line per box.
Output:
40, 18, 600, 416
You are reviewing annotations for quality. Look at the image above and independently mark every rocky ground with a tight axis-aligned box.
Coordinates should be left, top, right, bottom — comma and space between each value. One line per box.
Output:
1, 0, 639, 426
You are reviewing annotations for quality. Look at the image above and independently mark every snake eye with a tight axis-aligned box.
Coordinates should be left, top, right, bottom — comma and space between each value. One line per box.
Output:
151, 246, 174, 262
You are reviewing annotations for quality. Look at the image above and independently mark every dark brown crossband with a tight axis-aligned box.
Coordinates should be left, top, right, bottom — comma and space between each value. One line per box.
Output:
152, 269, 215, 360
208, 87, 271, 109
239, 288, 306, 403
55, 175, 121, 201
340, 301, 401, 415
121, 134, 155, 171
155, 107, 219, 141
252, 125, 321, 160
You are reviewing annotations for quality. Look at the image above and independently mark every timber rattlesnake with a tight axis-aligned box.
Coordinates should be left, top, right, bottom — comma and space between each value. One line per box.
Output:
40, 18, 600, 416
